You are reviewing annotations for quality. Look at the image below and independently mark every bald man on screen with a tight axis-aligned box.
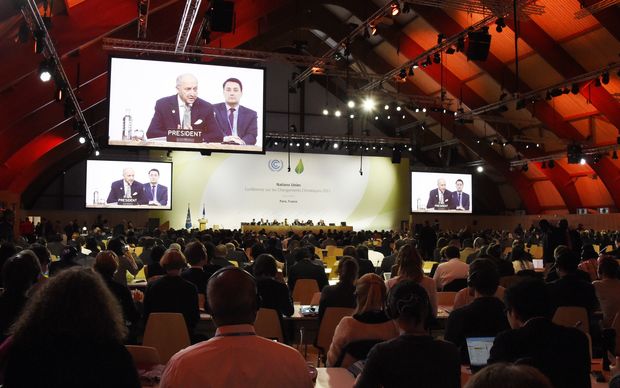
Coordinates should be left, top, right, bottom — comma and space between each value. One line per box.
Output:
106, 167, 147, 204
426, 178, 453, 209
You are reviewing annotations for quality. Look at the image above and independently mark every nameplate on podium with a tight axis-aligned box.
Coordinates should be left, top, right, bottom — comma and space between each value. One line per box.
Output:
434, 204, 449, 210
166, 129, 203, 143
117, 198, 138, 206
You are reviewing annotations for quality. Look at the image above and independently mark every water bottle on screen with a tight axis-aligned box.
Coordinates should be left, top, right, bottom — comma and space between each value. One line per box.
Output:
93, 190, 99, 205
122, 109, 133, 140
417, 198, 422, 210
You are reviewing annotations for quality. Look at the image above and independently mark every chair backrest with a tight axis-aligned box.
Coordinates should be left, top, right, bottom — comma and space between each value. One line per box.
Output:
552, 306, 590, 334
316, 307, 354, 353
326, 246, 343, 258
442, 278, 468, 292
292, 279, 320, 304
611, 313, 620, 356
198, 293, 206, 312
310, 291, 322, 305
254, 308, 284, 342
142, 312, 191, 363
334, 339, 383, 368
499, 275, 524, 289
437, 291, 457, 306
125, 345, 161, 366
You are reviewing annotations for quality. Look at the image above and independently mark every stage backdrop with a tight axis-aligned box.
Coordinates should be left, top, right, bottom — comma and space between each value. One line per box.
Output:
150, 151, 410, 230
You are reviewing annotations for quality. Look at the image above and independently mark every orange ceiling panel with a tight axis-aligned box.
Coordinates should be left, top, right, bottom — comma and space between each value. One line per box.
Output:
530, 0, 599, 41
507, 54, 564, 90
561, 28, 620, 70
574, 175, 614, 207
555, 158, 593, 174
533, 180, 565, 208
466, 73, 502, 104
546, 93, 599, 118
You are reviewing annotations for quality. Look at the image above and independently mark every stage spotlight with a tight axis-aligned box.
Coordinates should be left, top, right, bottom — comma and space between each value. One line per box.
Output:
446, 46, 456, 54
548, 160, 555, 168
413, 62, 419, 69
433, 52, 441, 64
522, 164, 528, 172
542, 161, 547, 169
437, 33, 446, 45
422, 108, 427, 113
362, 97, 376, 111
305, 141, 310, 147
322, 108, 329, 115
78, 136, 86, 144
95, 150, 100, 157
408, 66, 414, 76
384, 104, 389, 110
408, 146, 412, 151
402, 115, 406, 119
334, 109, 342, 117
390, 1, 400, 16
594, 78, 601, 87
399, 68, 407, 79
387, 115, 391, 119
580, 157, 586, 165
349, 114, 355, 119
396, 106, 402, 111
55, 87, 64, 102
601, 71, 610, 85
369, 23, 377, 36
39, 61, 52, 82
456, 36, 465, 52
374, 116, 379, 120
571, 83, 580, 94
415, 108, 420, 112
296, 142, 300, 147
545, 91, 552, 101
495, 17, 506, 33
613, 150, 618, 160
476, 166, 484, 173
516, 99, 526, 110
347, 100, 355, 108
333, 143, 339, 149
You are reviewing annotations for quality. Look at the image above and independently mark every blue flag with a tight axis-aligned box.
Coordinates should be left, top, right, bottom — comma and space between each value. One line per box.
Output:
185, 204, 192, 229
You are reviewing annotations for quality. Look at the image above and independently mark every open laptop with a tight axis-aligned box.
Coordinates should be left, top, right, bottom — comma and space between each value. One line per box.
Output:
466, 337, 495, 372
533, 259, 544, 270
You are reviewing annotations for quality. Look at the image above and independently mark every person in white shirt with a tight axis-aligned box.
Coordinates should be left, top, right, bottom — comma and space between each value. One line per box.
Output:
433, 246, 469, 290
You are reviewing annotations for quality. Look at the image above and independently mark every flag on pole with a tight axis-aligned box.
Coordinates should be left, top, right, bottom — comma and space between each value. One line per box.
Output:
202, 203, 206, 218
185, 203, 192, 229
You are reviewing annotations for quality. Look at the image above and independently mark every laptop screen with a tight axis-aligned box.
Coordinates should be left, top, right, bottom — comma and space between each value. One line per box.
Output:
466, 337, 495, 367
533, 259, 544, 270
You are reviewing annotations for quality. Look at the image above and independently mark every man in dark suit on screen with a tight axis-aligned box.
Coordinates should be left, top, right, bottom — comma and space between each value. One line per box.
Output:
106, 167, 147, 204
450, 179, 470, 210
213, 78, 258, 145
426, 178, 452, 210
146, 73, 222, 143
143, 168, 168, 206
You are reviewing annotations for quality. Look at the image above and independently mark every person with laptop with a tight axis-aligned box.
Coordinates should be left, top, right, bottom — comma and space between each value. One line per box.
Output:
355, 280, 460, 388
488, 278, 591, 388
444, 258, 510, 364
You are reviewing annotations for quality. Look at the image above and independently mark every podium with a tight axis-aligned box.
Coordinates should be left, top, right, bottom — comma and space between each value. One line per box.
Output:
198, 218, 208, 231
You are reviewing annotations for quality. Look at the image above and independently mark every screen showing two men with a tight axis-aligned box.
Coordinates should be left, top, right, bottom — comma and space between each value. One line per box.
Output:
85, 160, 172, 210
411, 171, 473, 213
107, 57, 264, 152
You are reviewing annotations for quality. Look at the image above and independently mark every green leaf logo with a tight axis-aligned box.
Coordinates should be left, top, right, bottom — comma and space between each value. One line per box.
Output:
295, 159, 304, 174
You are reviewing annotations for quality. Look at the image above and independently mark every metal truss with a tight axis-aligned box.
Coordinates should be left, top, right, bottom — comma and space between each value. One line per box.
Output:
265, 132, 412, 146
574, 0, 620, 19
175, 0, 203, 52
407, 0, 545, 17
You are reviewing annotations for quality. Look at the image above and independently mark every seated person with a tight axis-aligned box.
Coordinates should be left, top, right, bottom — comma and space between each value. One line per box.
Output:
577, 244, 599, 281
593, 256, 620, 328
254, 254, 294, 317
464, 363, 553, 388
144, 244, 166, 282
319, 257, 358, 322
287, 247, 328, 292
181, 241, 210, 296
444, 259, 510, 363
433, 246, 469, 290
327, 273, 399, 367
488, 279, 591, 388
355, 280, 460, 388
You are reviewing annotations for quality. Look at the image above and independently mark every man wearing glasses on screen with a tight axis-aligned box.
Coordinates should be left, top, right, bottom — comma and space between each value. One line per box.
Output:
213, 78, 258, 146
146, 73, 222, 143
451, 179, 470, 211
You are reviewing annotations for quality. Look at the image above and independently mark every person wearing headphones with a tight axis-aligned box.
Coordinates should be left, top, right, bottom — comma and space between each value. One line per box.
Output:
160, 267, 312, 388
443, 259, 510, 364
355, 280, 460, 388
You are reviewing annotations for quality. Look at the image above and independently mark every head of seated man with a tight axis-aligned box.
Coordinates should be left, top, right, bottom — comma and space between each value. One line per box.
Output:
160, 249, 188, 274
207, 267, 258, 326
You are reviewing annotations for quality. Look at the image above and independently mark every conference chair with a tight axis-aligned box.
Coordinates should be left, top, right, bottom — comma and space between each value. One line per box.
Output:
292, 279, 320, 305
333, 339, 383, 368
552, 306, 590, 334
611, 313, 620, 356
315, 307, 354, 366
323, 256, 338, 279
442, 278, 468, 292
142, 313, 191, 363
499, 275, 524, 289
254, 308, 285, 342
310, 291, 321, 305
198, 293, 206, 312
125, 345, 161, 366
437, 291, 457, 306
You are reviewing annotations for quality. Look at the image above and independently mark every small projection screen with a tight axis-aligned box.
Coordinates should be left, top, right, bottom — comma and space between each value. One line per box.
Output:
411, 171, 473, 213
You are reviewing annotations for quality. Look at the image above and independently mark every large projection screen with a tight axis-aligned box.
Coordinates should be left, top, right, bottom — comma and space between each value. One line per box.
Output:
107, 57, 264, 153
411, 171, 473, 213
86, 160, 172, 210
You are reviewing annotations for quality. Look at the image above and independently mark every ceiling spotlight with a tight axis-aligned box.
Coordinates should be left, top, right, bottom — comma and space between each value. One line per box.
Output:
408, 146, 413, 151
536, 143, 540, 148
542, 161, 547, 169
334, 110, 342, 117
601, 71, 610, 85
399, 68, 407, 79
571, 83, 580, 95
333, 143, 339, 149
55, 87, 64, 102
476, 166, 484, 173
390, 1, 400, 16
384, 104, 389, 110
347, 100, 355, 108
402, 115, 406, 119
425, 55, 432, 66
580, 157, 586, 165
613, 150, 618, 160
422, 108, 427, 113
322, 108, 329, 115
408, 66, 414, 76
495, 17, 506, 33
456, 36, 465, 52
548, 160, 555, 168
38, 61, 52, 82
296, 142, 301, 147
415, 108, 420, 112
374, 116, 379, 120
433, 52, 441, 64
396, 106, 402, 111
522, 164, 529, 172
387, 115, 391, 119
490, 140, 495, 146
95, 150, 100, 157
349, 113, 355, 119
369, 23, 377, 36
289, 142, 293, 146
445, 46, 456, 55
274, 141, 279, 146
545, 91, 552, 101
413, 62, 419, 69
594, 78, 601, 87
78, 136, 86, 144
362, 97, 376, 111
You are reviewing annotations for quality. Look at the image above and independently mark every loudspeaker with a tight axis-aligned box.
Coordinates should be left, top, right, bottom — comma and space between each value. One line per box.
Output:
567, 144, 582, 164
391, 149, 402, 164
466, 28, 492, 61
209, 1, 235, 33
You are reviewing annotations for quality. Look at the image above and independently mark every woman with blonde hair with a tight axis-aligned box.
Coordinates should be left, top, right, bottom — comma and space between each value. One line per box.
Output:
2, 267, 140, 387
386, 243, 438, 318
327, 273, 399, 367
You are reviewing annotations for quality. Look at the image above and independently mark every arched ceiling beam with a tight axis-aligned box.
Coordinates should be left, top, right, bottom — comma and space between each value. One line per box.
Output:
578, 0, 620, 41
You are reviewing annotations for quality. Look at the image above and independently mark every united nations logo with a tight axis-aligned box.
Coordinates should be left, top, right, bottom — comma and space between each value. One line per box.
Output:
268, 159, 283, 172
